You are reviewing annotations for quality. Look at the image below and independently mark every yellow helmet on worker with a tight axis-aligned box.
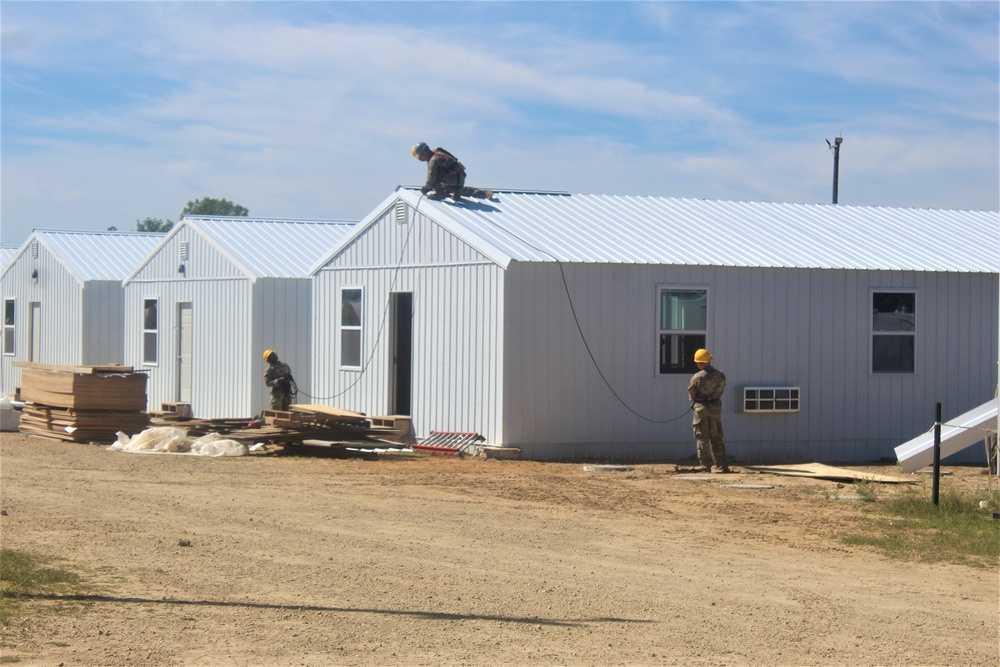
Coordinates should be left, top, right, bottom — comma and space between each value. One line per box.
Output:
263, 349, 276, 362
693, 348, 714, 363
411, 142, 430, 160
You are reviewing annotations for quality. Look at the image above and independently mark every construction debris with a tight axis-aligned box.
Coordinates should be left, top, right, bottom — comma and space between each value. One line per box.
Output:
412, 431, 485, 456
15, 362, 149, 442
149, 403, 409, 451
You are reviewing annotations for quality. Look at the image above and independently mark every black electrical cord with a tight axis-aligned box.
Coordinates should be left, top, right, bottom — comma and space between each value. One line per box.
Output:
463, 202, 692, 424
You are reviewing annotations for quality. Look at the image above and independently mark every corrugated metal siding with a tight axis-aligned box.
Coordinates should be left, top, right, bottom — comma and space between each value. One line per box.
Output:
251, 278, 312, 415
314, 204, 505, 442
125, 269, 255, 418
395, 189, 998, 272
124, 221, 328, 419
0, 239, 86, 394
503, 263, 998, 462
80, 281, 125, 365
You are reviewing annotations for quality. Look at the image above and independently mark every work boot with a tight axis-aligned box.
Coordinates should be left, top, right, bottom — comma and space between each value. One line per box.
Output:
482, 189, 494, 200
713, 466, 732, 474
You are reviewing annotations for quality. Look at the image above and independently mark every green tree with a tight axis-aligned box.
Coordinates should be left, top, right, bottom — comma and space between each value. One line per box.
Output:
135, 217, 174, 233
181, 197, 249, 218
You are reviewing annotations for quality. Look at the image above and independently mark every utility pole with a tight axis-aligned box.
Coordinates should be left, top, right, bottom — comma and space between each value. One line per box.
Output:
826, 136, 843, 204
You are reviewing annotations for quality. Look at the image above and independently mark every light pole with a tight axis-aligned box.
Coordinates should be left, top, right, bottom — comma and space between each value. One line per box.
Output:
826, 136, 843, 204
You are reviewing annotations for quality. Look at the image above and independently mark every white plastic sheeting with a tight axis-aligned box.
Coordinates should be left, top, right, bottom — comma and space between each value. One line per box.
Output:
110, 426, 248, 457
0, 396, 21, 432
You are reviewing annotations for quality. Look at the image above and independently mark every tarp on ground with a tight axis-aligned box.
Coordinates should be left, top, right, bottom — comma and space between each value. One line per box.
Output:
110, 426, 248, 457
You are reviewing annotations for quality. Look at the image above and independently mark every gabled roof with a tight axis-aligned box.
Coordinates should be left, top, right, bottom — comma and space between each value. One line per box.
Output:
3, 230, 165, 284
132, 216, 356, 281
383, 188, 998, 272
0, 246, 17, 271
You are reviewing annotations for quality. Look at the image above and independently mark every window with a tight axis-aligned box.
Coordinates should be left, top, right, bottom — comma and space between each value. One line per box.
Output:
340, 288, 362, 368
143, 299, 158, 365
3, 300, 14, 355
872, 291, 915, 373
659, 288, 707, 374
744, 387, 800, 413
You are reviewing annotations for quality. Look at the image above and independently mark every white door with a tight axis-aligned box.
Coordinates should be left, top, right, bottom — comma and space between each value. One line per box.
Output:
28, 302, 41, 362
177, 303, 192, 402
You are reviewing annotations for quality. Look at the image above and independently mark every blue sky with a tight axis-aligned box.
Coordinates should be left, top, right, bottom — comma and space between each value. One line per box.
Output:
2, 1, 997, 245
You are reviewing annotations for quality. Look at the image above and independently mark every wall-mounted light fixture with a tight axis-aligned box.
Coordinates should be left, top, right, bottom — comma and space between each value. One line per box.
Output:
31, 269, 38, 283
178, 264, 186, 276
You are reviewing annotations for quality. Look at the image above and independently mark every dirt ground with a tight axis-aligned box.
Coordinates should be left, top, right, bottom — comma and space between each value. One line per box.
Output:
1, 432, 997, 667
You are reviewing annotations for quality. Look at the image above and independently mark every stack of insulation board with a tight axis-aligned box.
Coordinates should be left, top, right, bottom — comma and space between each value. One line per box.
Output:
16, 362, 149, 443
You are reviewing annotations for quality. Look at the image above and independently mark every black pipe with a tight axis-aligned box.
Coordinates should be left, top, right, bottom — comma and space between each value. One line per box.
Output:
932, 402, 941, 506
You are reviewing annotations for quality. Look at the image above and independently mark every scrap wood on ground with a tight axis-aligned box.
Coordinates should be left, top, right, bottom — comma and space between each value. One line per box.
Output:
744, 462, 914, 484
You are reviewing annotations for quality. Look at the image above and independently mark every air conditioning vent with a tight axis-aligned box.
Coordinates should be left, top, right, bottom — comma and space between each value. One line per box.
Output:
743, 387, 800, 413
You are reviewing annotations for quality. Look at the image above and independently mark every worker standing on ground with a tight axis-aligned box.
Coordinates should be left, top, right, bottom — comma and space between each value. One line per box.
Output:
688, 348, 730, 473
263, 349, 294, 411
411, 142, 493, 202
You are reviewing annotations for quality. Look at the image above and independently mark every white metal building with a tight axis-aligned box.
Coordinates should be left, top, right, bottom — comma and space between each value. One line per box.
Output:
122, 216, 355, 419
312, 188, 998, 463
1, 230, 164, 396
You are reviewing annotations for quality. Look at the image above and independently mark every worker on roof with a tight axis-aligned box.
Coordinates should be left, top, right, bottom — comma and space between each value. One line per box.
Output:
688, 348, 730, 474
263, 349, 295, 411
411, 143, 493, 202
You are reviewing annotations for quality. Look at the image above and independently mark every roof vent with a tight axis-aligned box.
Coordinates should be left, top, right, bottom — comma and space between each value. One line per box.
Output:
395, 202, 408, 225
179, 242, 189, 261
30, 241, 38, 259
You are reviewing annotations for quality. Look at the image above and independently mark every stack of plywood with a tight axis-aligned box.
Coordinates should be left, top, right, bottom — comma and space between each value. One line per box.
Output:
15, 362, 149, 443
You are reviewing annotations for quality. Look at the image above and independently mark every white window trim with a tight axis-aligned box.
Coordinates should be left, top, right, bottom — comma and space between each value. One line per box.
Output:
870, 288, 917, 376
656, 284, 710, 377
340, 286, 363, 371
142, 297, 159, 367
3, 298, 14, 356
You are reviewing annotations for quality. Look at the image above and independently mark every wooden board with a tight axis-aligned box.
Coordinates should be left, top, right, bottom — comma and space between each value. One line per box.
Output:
19, 367, 147, 410
14, 361, 135, 374
744, 463, 913, 484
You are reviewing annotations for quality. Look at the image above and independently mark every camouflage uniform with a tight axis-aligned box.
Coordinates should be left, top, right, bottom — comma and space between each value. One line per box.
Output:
264, 358, 294, 411
421, 147, 466, 199
688, 365, 728, 470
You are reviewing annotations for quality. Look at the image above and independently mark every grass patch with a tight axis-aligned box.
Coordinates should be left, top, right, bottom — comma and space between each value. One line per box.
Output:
0, 549, 86, 627
842, 482, 1000, 568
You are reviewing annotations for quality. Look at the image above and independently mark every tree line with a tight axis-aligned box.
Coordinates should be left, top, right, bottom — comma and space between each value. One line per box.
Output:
108, 197, 249, 233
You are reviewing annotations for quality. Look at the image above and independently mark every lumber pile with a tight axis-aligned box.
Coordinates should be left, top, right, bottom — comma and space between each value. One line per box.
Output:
149, 403, 405, 448
15, 362, 149, 442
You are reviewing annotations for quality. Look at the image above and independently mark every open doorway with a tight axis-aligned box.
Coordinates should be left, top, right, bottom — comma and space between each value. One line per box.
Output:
389, 292, 412, 415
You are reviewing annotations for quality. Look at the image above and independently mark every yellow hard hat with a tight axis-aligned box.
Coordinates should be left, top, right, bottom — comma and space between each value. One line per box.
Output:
263, 349, 275, 362
693, 348, 713, 363
411, 142, 429, 159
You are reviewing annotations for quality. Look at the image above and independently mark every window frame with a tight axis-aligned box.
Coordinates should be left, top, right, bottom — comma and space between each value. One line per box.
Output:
870, 289, 917, 375
340, 287, 363, 370
3, 299, 14, 356
142, 298, 159, 366
657, 285, 709, 376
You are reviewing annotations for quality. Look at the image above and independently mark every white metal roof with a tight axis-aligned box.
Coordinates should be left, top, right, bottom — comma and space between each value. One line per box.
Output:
393, 188, 999, 272
0, 246, 17, 271
179, 216, 356, 278
11, 230, 166, 282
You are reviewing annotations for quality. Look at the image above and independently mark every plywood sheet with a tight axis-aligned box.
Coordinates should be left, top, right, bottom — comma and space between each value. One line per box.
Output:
744, 463, 912, 484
